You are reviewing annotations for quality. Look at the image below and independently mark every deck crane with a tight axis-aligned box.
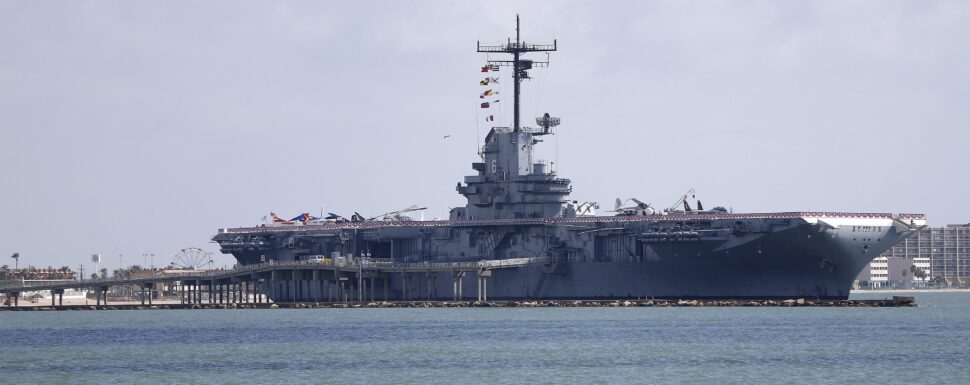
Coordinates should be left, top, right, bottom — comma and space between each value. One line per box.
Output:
666, 188, 698, 213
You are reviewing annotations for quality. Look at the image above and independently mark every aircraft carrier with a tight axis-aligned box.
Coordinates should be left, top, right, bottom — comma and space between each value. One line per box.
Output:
212, 18, 926, 301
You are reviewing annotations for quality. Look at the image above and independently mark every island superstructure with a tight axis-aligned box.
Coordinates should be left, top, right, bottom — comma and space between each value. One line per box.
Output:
213, 17, 926, 301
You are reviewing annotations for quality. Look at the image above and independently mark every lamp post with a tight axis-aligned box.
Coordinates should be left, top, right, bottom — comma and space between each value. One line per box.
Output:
142, 252, 155, 273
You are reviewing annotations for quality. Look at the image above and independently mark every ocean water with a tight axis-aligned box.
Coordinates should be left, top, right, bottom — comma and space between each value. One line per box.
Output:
1, 292, 969, 384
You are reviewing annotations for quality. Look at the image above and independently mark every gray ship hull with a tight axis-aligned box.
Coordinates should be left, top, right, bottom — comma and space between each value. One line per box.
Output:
215, 213, 926, 301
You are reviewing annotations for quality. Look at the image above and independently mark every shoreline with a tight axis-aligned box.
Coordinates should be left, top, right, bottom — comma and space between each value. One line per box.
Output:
0, 297, 917, 311
851, 288, 970, 294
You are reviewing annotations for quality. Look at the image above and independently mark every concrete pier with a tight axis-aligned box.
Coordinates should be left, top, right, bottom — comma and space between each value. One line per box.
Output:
477, 269, 491, 302
51, 289, 64, 307
3, 259, 895, 308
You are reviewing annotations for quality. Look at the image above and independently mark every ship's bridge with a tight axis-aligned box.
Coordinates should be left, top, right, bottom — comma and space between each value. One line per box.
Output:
452, 125, 571, 220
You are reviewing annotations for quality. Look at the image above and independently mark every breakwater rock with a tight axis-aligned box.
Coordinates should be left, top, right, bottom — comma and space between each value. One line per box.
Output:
0, 296, 916, 311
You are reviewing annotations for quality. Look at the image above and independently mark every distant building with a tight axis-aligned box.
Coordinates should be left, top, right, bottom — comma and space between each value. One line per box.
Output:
0, 266, 77, 281
0, 267, 83, 303
867, 257, 889, 288
856, 224, 970, 288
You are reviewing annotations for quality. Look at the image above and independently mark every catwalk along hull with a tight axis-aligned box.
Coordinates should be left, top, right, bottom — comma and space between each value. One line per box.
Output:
214, 212, 926, 301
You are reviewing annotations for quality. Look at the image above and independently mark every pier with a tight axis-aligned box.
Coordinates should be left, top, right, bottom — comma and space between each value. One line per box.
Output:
1, 258, 524, 309
1, 259, 919, 310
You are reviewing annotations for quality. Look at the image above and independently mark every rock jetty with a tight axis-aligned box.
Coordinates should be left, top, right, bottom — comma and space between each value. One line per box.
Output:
0, 296, 916, 311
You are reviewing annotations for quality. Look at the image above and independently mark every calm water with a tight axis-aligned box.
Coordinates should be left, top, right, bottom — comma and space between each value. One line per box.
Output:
1, 292, 969, 384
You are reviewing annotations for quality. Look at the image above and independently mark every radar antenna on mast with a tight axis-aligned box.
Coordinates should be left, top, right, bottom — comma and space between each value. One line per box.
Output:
477, 15, 557, 132
536, 112, 560, 134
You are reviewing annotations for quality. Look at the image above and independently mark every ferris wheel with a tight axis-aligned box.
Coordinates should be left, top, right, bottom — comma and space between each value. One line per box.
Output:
172, 247, 213, 270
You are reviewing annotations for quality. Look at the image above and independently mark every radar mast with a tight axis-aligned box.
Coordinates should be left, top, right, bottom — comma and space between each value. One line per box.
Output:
477, 15, 557, 132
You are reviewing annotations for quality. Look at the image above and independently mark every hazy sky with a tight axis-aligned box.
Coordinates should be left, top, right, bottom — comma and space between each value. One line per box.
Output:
2, 1, 968, 270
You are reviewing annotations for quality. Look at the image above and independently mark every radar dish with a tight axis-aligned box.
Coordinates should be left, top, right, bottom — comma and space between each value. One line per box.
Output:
536, 113, 560, 130
172, 248, 213, 270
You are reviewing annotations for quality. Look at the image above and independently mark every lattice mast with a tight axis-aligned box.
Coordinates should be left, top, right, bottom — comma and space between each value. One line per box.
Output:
477, 15, 557, 132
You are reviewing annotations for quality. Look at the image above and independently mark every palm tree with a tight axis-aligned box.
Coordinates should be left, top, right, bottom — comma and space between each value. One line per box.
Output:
912, 266, 927, 280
